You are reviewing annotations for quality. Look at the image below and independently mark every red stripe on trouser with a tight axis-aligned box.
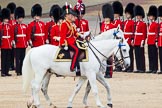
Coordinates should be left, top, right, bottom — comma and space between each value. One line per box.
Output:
69, 44, 79, 71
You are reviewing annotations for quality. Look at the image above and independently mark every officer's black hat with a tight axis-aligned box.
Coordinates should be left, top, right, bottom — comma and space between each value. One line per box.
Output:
15, 6, 25, 19
125, 3, 135, 18
102, 3, 114, 21
134, 5, 145, 18
7, 2, 16, 14
1, 8, 10, 20
31, 4, 42, 18
61, 3, 77, 17
158, 6, 162, 17
112, 1, 123, 16
147, 5, 158, 20
74, 3, 86, 15
52, 5, 62, 23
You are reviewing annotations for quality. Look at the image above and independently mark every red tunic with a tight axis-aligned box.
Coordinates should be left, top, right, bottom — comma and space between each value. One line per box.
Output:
60, 20, 78, 46
75, 18, 89, 33
0, 22, 14, 49
50, 23, 60, 46
147, 21, 158, 45
134, 21, 147, 46
113, 19, 123, 29
123, 19, 134, 45
45, 20, 55, 42
158, 22, 162, 47
27, 20, 47, 47
13, 23, 28, 48
9, 19, 16, 26
101, 21, 115, 32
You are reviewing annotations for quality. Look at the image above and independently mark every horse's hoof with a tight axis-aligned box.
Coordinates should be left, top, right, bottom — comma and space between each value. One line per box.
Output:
27, 101, 32, 108
107, 104, 113, 108
85, 106, 89, 108
32, 105, 37, 108
67, 107, 72, 108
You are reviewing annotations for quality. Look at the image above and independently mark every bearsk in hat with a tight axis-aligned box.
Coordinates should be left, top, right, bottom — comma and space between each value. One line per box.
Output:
147, 5, 158, 20
1, 8, 10, 20
134, 5, 145, 18
102, 3, 114, 21
7, 2, 16, 14
15, 6, 25, 19
112, 1, 123, 16
158, 6, 162, 17
125, 3, 135, 18
31, 4, 42, 18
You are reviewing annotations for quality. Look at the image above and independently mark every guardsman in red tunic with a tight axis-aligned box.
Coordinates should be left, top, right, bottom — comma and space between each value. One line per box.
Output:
60, 3, 81, 72
45, 5, 58, 44
13, 7, 28, 76
50, 5, 62, 46
27, 4, 47, 47
146, 6, 158, 73
124, 3, 135, 72
7, 2, 16, 71
74, 0, 89, 34
101, 3, 115, 78
133, 5, 147, 73
157, 6, 162, 74
112, 1, 124, 30
0, 8, 14, 77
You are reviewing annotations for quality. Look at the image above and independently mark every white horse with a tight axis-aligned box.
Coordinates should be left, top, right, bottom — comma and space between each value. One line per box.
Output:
66, 28, 130, 108
22, 37, 124, 108
23, 28, 130, 108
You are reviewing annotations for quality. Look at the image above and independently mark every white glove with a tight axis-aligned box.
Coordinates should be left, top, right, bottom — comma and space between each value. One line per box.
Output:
64, 46, 68, 50
77, 28, 80, 32
84, 42, 88, 47
29, 40, 33, 47
11, 40, 16, 48
155, 41, 158, 48
46, 39, 49, 44
140, 40, 144, 47
131, 40, 134, 46
53, 36, 60, 41
80, 34, 84, 38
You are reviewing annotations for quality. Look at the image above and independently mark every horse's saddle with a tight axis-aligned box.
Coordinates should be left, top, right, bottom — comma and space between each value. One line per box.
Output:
54, 40, 88, 62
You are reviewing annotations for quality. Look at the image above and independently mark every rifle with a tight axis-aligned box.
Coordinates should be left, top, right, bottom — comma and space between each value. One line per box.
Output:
122, 16, 124, 31
98, 11, 102, 32
14, 23, 18, 43
0, 24, 4, 46
157, 17, 160, 41
48, 21, 52, 43
133, 16, 136, 40
31, 21, 36, 41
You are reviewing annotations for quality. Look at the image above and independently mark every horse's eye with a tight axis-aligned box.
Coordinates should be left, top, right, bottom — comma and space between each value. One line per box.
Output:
123, 49, 126, 52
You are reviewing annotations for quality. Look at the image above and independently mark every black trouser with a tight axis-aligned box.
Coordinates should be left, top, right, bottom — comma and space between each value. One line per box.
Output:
159, 47, 162, 71
148, 45, 158, 71
128, 45, 134, 71
15, 48, 26, 74
10, 48, 15, 69
1, 49, 11, 75
134, 46, 145, 71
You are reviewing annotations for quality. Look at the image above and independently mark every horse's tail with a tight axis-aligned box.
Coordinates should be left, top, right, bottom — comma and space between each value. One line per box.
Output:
22, 49, 34, 93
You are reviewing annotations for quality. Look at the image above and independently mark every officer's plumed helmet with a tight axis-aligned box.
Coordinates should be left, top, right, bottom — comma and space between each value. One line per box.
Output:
31, 4, 42, 18
102, 3, 114, 21
74, 0, 86, 15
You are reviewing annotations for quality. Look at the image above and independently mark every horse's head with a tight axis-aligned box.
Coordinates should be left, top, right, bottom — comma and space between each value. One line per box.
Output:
114, 37, 130, 70
113, 27, 124, 39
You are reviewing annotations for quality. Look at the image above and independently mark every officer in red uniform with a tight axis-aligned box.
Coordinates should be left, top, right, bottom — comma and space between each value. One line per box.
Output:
124, 3, 135, 72
45, 5, 58, 44
60, 3, 80, 72
0, 8, 14, 77
74, 0, 89, 34
27, 4, 47, 47
101, 3, 115, 78
7, 2, 16, 71
157, 6, 162, 74
146, 6, 158, 73
133, 5, 147, 73
112, 1, 123, 30
13, 6, 28, 76
50, 5, 62, 46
